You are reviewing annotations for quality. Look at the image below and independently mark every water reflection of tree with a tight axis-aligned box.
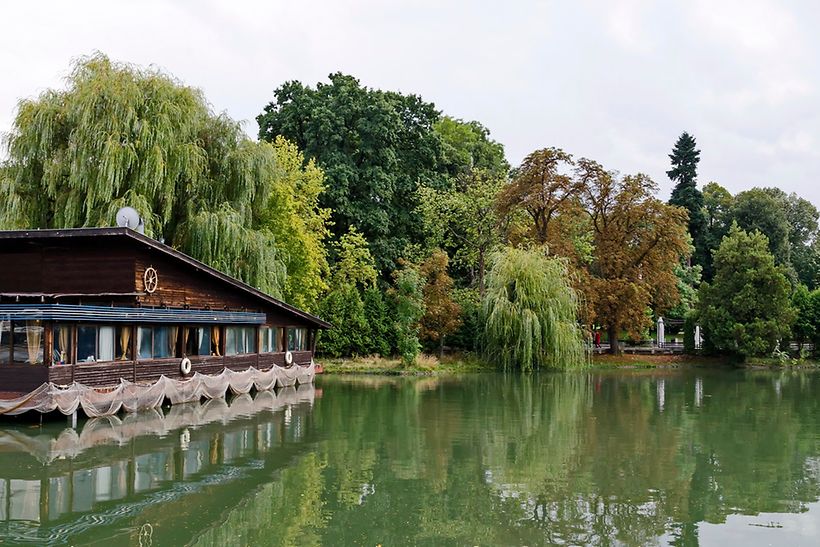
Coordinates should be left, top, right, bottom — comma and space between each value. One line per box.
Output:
183, 373, 820, 545
311, 372, 820, 545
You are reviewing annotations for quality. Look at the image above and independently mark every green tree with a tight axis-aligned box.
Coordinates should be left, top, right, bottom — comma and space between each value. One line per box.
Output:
763, 188, 820, 289
666, 262, 703, 321
434, 116, 509, 178
667, 132, 709, 270
389, 261, 426, 365
702, 181, 734, 279
262, 136, 330, 311
257, 73, 444, 272
0, 54, 329, 300
316, 285, 368, 357
447, 287, 482, 352
331, 226, 378, 290
417, 170, 505, 296
791, 284, 816, 348
698, 224, 795, 358
362, 287, 393, 356
730, 188, 791, 267
419, 250, 462, 357
482, 246, 586, 371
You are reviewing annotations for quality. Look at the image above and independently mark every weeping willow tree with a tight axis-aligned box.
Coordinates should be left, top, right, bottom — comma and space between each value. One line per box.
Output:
0, 53, 328, 303
483, 246, 586, 371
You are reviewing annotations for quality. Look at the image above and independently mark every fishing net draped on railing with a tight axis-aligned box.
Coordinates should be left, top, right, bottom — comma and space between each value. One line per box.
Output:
0, 363, 315, 417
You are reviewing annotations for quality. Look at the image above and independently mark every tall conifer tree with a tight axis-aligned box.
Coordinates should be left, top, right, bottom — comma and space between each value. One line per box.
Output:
667, 132, 709, 271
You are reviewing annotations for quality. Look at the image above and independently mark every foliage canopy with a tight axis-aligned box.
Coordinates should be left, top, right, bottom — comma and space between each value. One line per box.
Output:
698, 224, 795, 357
483, 247, 586, 371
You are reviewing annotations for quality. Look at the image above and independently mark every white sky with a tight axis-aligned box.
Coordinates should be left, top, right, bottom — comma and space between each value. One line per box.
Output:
2, 0, 819, 204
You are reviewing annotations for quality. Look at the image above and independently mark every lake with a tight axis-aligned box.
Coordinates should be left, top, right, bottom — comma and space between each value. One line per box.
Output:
1, 368, 819, 546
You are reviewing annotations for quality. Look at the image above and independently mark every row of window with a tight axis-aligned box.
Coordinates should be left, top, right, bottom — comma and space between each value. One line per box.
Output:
0, 321, 311, 365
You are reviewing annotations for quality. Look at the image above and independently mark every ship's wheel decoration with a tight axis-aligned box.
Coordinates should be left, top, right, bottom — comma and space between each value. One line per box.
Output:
144, 266, 159, 294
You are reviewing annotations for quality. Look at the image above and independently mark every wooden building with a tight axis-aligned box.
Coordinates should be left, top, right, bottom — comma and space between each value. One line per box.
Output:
0, 228, 329, 396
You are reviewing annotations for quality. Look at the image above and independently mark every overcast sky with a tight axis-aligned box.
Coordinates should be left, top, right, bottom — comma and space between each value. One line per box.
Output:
2, 0, 819, 204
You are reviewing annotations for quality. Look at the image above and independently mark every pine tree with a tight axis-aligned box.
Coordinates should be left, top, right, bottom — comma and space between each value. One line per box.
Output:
667, 132, 709, 270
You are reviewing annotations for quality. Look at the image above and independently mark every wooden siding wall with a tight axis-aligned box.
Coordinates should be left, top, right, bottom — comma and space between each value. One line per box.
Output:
0, 244, 134, 295
0, 365, 48, 393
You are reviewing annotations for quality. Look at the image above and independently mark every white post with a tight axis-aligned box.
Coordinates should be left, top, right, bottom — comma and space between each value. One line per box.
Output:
695, 325, 702, 349
657, 317, 665, 348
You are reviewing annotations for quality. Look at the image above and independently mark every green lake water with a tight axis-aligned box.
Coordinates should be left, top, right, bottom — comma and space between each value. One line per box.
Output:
1, 369, 820, 546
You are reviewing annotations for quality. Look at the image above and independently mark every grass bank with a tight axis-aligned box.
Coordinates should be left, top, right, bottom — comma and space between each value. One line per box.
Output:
591, 353, 732, 369
322, 351, 820, 374
320, 354, 492, 375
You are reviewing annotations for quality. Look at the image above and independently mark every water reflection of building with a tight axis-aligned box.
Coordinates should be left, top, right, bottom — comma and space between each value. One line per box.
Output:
0, 385, 316, 545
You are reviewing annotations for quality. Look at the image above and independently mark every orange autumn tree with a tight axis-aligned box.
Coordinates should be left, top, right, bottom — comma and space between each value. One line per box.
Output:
576, 159, 690, 354
420, 250, 462, 358
496, 147, 586, 258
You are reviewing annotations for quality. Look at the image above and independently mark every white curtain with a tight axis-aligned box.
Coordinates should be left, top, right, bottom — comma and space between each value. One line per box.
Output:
25, 321, 43, 365
98, 327, 115, 362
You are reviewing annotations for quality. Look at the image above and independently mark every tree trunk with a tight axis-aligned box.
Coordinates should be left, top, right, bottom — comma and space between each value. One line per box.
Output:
439, 336, 444, 360
478, 250, 486, 298
608, 325, 621, 355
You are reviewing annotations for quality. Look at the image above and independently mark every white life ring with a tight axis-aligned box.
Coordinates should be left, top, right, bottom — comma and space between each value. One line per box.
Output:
180, 357, 192, 375
285, 351, 294, 366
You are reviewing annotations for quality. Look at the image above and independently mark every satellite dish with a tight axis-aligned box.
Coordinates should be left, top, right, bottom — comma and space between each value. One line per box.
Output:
116, 206, 145, 234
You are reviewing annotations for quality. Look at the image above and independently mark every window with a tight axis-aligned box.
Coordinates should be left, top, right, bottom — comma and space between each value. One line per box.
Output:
137, 326, 180, 360
76, 325, 120, 363
116, 326, 133, 361
244, 327, 256, 353
138, 327, 152, 360
77, 326, 98, 362
225, 326, 257, 355
287, 328, 307, 352
260, 327, 285, 352
275, 327, 285, 352
185, 327, 211, 356
0, 321, 10, 364
10, 321, 44, 365
153, 327, 171, 359
54, 324, 73, 365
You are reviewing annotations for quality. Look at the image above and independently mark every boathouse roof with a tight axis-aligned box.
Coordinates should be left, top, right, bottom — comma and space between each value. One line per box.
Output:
0, 227, 330, 329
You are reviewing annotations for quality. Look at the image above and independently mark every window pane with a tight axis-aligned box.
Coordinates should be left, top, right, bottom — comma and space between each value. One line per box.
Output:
98, 326, 115, 362
153, 327, 171, 359
260, 327, 270, 353
225, 327, 238, 356
116, 326, 132, 361
12, 321, 44, 365
288, 328, 307, 351
0, 320, 10, 364
54, 324, 72, 365
77, 326, 97, 362
245, 327, 256, 353
137, 327, 152, 360
276, 328, 284, 352
198, 328, 211, 356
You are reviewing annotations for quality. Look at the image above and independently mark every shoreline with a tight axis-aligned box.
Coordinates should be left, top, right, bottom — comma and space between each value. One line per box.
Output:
320, 353, 820, 375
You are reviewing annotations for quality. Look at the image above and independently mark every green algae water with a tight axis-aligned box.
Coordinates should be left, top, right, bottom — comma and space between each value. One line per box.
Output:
1, 369, 820, 546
